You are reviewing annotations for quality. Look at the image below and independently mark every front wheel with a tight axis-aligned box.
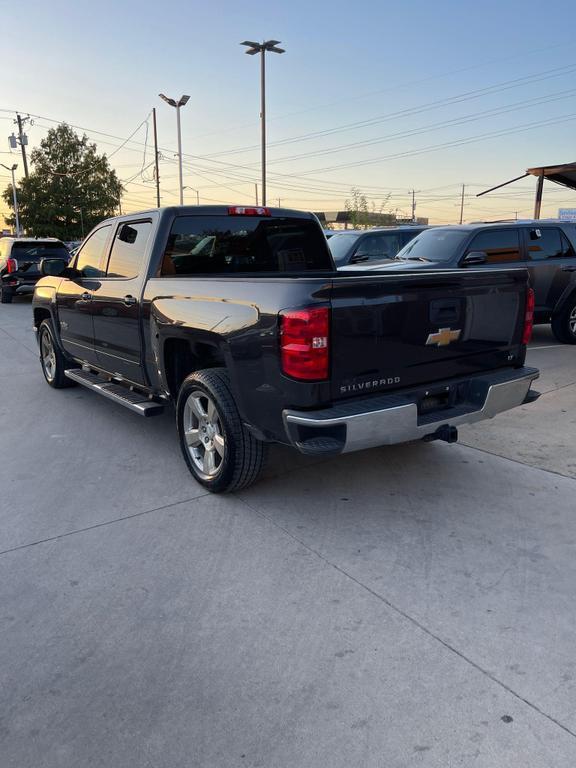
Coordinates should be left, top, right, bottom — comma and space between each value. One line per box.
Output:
38, 319, 76, 388
176, 368, 267, 493
551, 298, 576, 344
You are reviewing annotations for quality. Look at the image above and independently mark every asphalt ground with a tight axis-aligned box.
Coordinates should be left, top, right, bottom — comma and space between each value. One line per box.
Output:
1, 297, 576, 768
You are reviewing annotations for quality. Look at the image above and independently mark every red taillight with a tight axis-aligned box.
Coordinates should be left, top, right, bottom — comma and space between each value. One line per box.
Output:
6, 258, 18, 273
228, 206, 271, 216
280, 307, 330, 381
522, 287, 535, 345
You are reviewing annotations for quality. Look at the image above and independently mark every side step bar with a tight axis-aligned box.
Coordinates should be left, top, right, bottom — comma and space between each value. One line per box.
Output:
64, 369, 165, 417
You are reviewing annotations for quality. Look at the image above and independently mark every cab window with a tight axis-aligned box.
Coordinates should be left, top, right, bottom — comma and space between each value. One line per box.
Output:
527, 228, 575, 260
75, 226, 111, 277
106, 221, 152, 278
465, 229, 521, 264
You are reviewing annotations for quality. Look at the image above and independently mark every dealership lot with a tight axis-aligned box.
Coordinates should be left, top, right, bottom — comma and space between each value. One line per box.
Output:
1, 298, 576, 767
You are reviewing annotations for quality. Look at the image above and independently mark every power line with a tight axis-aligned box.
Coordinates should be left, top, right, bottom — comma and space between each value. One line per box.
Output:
202, 63, 576, 159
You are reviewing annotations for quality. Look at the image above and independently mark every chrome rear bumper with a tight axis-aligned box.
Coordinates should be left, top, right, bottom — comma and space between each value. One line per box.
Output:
283, 366, 539, 455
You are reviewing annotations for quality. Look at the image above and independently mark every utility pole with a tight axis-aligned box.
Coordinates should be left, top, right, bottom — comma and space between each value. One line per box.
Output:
277, 198, 281, 207
459, 184, 465, 224
410, 189, 420, 223
15, 115, 29, 178
152, 107, 161, 208
255, 183, 259, 205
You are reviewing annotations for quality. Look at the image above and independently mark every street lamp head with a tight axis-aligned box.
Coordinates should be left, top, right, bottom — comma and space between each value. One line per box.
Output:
241, 39, 285, 55
178, 95, 190, 107
241, 40, 261, 54
159, 93, 178, 108
0, 163, 17, 173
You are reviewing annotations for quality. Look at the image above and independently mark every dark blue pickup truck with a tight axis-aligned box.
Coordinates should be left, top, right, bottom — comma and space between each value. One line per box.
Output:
32, 206, 539, 492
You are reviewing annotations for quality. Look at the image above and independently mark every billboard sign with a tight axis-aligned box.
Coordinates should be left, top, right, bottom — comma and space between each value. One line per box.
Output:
559, 208, 576, 222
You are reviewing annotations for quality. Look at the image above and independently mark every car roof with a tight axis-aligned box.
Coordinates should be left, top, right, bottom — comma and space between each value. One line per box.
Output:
330, 225, 428, 235
428, 219, 574, 233
1, 237, 65, 243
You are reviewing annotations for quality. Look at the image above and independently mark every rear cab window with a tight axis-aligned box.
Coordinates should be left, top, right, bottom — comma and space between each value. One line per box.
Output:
106, 221, 152, 278
160, 215, 333, 276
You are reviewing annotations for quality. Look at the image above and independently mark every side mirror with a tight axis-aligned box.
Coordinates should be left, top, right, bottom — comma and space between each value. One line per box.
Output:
40, 258, 69, 276
349, 252, 370, 264
462, 251, 487, 266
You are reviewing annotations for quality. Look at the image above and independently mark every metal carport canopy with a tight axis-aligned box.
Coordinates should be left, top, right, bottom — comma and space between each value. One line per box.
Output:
526, 163, 576, 191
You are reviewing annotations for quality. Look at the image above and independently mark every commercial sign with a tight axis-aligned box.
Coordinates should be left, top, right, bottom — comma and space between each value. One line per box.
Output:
559, 209, 576, 222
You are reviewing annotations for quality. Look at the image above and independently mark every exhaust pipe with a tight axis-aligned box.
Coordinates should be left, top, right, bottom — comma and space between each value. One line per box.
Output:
423, 425, 458, 444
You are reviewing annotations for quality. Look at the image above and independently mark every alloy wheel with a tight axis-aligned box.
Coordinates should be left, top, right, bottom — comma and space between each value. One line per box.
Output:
41, 330, 56, 382
569, 305, 576, 336
183, 390, 225, 479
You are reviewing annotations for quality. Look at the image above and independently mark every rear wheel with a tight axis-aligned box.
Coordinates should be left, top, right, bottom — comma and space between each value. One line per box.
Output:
38, 319, 76, 388
177, 368, 267, 493
0, 285, 13, 304
551, 298, 576, 344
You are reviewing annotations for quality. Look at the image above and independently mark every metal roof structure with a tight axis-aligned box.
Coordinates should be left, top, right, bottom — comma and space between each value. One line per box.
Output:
526, 163, 576, 191
478, 162, 576, 218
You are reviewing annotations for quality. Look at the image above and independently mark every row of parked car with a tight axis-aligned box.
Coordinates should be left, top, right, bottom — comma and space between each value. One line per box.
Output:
326, 220, 576, 343
2, 218, 576, 344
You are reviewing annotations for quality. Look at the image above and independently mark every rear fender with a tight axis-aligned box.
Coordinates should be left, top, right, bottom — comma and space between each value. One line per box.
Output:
149, 297, 259, 415
553, 282, 576, 316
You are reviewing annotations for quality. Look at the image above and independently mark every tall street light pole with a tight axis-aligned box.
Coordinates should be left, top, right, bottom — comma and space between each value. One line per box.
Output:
240, 40, 285, 207
159, 93, 190, 205
1, 163, 20, 235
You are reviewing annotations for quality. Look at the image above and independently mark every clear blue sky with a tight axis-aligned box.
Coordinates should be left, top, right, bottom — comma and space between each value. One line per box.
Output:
2, 0, 576, 222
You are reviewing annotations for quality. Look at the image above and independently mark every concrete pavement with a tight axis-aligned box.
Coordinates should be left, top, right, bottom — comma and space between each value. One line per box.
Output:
1, 298, 576, 767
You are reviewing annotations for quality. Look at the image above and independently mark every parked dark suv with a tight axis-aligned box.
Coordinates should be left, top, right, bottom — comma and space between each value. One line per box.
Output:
342, 220, 576, 343
328, 225, 427, 267
0, 237, 70, 303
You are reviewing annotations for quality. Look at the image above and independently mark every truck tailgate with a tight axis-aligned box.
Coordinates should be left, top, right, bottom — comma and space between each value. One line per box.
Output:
330, 268, 527, 401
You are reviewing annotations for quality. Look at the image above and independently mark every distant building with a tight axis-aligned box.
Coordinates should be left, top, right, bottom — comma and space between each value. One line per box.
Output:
314, 211, 428, 230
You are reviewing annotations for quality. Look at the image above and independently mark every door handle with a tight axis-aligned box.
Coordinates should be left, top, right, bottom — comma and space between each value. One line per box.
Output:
123, 295, 137, 306
81, 291, 92, 301
561, 265, 576, 272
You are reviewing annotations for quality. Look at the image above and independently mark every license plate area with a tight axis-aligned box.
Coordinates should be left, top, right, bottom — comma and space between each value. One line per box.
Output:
418, 390, 450, 415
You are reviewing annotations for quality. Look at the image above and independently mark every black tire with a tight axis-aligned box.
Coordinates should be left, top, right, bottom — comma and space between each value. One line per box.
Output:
176, 368, 267, 493
0, 285, 13, 304
38, 319, 76, 388
551, 297, 576, 344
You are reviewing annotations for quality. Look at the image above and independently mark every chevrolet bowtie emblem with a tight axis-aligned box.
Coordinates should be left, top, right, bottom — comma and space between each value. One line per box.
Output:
426, 327, 462, 347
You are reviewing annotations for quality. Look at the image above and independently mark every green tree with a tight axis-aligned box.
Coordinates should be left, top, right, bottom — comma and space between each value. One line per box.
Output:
2, 124, 123, 239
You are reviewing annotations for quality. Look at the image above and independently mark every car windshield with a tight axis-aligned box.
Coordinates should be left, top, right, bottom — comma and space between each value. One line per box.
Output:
12, 242, 69, 261
395, 229, 468, 262
328, 234, 362, 265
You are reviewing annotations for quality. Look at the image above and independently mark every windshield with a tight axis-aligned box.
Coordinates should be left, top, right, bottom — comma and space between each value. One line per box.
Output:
395, 229, 468, 263
12, 242, 69, 262
328, 234, 361, 265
